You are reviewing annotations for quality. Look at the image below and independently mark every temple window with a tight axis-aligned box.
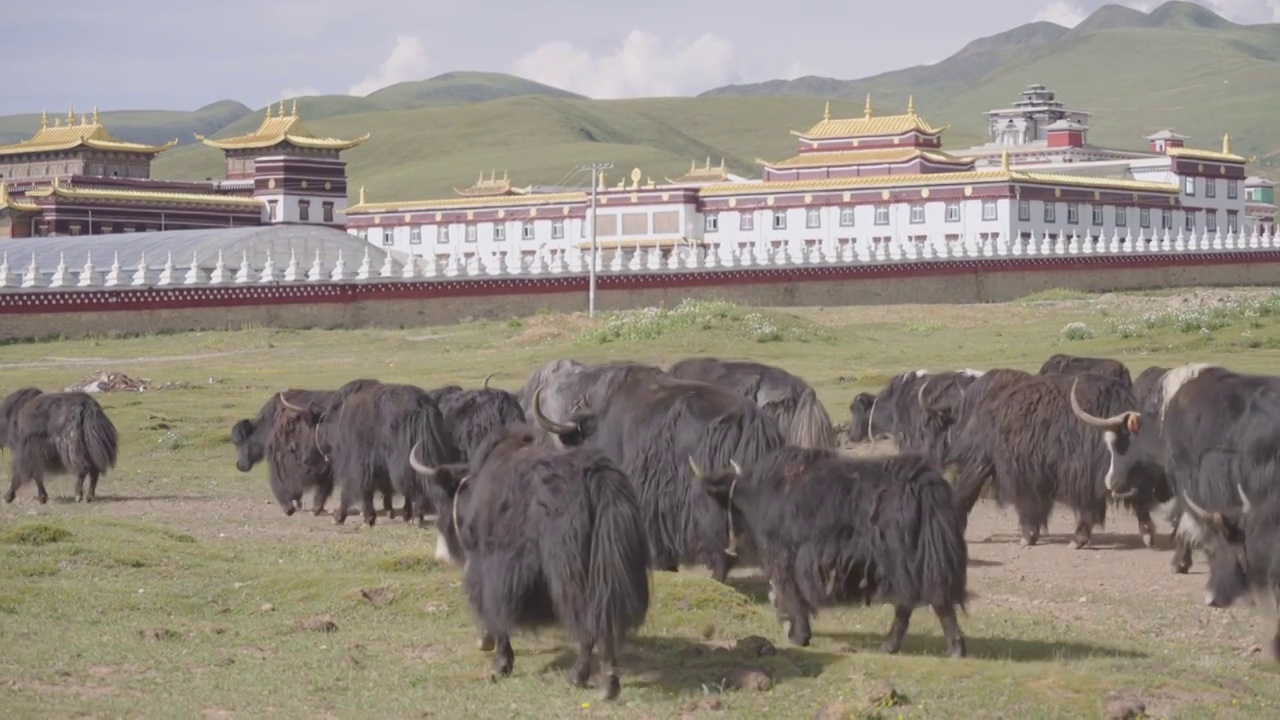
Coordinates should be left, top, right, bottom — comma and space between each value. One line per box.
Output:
1091, 205, 1103, 225
1184, 177, 1195, 195
88, 163, 103, 176
1017, 199, 1030, 221
740, 213, 754, 231
772, 211, 786, 230
1116, 207, 1127, 227
410, 227, 422, 244
945, 202, 961, 222
1184, 210, 1196, 231
982, 199, 998, 221
1067, 203, 1079, 224
1228, 211, 1238, 233
495, 224, 506, 241
467, 225, 478, 242
522, 221, 535, 240
874, 206, 889, 225
1205, 179, 1216, 198
805, 208, 821, 229
383, 228, 396, 246
267, 200, 278, 221
704, 214, 719, 233
436, 225, 448, 243
323, 202, 334, 223
552, 220, 565, 239
69, 224, 82, 236
298, 200, 310, 222
1161, 209, 1172, 229
1207, 212, 1218, 233
909, 204, 925, 224
839, 207, 855, 227
1043, 202, 1056, 223
1228, 180, 1238, 199
1140, 207, 1151, 228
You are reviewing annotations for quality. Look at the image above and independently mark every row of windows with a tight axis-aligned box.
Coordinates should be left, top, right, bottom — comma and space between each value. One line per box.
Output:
1016, 199, 1239, 232
266, 199, 335, 223
1184, 177, 1239, 199
704, 201, 1001, 232
382, 220, 572, 246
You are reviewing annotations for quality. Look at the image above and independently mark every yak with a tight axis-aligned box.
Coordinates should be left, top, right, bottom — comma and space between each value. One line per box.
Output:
668, 357, 837, 449
430, 374, 527, 460
530, 372, 786, 583
517, 359, 665, 449
852, 368, 984, 463
1070, 363, 1280, 574
691, 447, 967, 657
944, 369, 1165, 549
1038, 353, 1133, 389
287, 378, 458, 527
1, 387, 118, 504
1184, 486, 1280, 660
845, 392, 890, 445
231, 389, 336, 516
410, 424, 650, 701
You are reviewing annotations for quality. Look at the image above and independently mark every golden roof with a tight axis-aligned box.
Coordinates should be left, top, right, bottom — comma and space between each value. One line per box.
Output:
0, 181, 40, 213
453, 170, 529, 197
665, 157, 731, 184
1165, 140, 1247, 163
347, 185, 586, 214
25, 178, 265, 208
792, 95, 948, 140
0, 106, 178, 157
699, 166, 1179, 197
1011, 170, 1178, 193
761, 147, 974, 169
197, 100, 370, 151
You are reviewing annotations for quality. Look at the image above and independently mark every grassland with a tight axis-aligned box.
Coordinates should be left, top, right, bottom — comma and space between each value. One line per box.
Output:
4, 288, 1280, 718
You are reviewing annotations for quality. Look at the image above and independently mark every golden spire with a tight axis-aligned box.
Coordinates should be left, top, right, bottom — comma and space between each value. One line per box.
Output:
67, 105, 75, 124
907, 95, 915, 115
291, 98, 298, 117
80, 113, 87, 126
92, 106, 100, 124
54, 116, 62, 128
823, 100, 830, 121
864, 94, 872, 119
358, 185, 366, 205
1222, 133, 1232, 155
704, 156, 711, 169
40, 110, 47, 129
0, 180, 8, 204
1000, 149, 1011, 172
264, 104, 271, 120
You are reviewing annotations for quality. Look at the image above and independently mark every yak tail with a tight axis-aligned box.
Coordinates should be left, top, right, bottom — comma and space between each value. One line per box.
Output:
585, 462, 651, 645
81, 399, 119, 472
911, 464, 969, 612
397, 401, 458, 501
786, 386, 837, 449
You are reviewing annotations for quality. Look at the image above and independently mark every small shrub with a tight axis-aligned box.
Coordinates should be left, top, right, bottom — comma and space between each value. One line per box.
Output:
1, 523, 73, 546
1060, 322, 1096, 341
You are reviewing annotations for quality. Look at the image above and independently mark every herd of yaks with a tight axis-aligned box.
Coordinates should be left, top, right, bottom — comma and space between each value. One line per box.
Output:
2, 352, 1277, 699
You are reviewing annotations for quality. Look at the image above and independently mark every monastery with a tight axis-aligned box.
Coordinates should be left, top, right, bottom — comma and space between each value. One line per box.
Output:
0, 102, 366, 238
345, 85, 1276, 263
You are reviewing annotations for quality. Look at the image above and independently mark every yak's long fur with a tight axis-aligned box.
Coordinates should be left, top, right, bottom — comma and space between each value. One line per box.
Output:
432, 386, 527, 460
231, 389, 335, 516
517, 360, 664, 449
696, 446, 967, 657
1038, 353, 1134, 389
421, 424, 650, 701
1, 387, 118, 504
669, 357, 837, 449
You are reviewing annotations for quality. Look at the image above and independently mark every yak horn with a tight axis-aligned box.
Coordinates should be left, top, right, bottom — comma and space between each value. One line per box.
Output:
1068, 379, 1131, 430
1238, 484, 1253, 514
530, 386, 578, 435
729, 459, 742, 476
278, 392, 308, 413
482, 373, 493, 390
1183, 492, 1213, 522
688, 456, 704, 479
408, 440, 433, 477
917, 379, 931, 411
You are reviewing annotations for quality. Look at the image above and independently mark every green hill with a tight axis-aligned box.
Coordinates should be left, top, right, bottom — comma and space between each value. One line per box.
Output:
3, 1, 1277, 204
704, 1, 1280, 168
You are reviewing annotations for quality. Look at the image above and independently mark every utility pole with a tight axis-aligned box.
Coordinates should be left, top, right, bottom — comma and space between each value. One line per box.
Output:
575, 161, 612, 318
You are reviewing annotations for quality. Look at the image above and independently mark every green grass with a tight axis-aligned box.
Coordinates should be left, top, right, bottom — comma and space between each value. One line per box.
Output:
5, 289, 1280, 718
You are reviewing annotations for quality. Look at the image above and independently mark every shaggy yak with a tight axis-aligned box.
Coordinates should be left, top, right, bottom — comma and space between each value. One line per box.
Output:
231, 389, 335, 516
691, 447, 968, 657
411, 424, 650, 701
428, 374, 528, 460
1, 387, 119, 504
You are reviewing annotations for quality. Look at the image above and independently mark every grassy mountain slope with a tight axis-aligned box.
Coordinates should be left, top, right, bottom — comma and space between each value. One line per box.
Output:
0, 100, 253, 149
703, 1, 1280, 167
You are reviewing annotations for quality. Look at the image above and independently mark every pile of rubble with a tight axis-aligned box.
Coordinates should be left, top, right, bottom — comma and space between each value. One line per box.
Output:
65, 370, 190, 394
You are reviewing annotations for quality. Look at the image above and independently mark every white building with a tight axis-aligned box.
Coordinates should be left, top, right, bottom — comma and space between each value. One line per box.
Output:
346, 87, 1271, 264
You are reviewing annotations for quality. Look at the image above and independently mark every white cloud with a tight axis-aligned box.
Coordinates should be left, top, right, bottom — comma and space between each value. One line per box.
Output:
511, 30, 740, 99
1035, 0, 1088, 27
349, 34, 429, 96
1196, 0, 1280, 22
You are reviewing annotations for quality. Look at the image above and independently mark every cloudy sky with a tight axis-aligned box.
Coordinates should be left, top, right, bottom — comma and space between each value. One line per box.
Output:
3, 0, 1277, 115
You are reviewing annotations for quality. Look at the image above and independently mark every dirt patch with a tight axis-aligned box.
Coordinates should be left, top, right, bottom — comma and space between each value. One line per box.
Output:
508, 312, 594, 345
296, 615, 338, 633
64, 370, 191, 393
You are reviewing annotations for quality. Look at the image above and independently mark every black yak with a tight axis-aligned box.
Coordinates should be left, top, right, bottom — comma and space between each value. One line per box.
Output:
289, 378, 458, 527
1, 388, 118, 504
430, 374, 527, 460
945, 369, 1165, 549
691, 447, 967, 657
1071, 363, 1280, 573
668, 357, 837, 449
1038, 353, 1133, 389
516, 359, 665, 448
231, 389, 336, 516
530, 371, 786, 583
853, 368, 984, 463
411, 424, 650, 701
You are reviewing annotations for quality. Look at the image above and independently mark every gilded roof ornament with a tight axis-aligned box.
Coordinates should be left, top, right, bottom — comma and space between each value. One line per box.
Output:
277, 100, 286, 117
359, 186, 366, 205
1000, 149, 1011, 172
92, 106, 100, 124
67, 106, 75, 124
864, 94, 872, 119
40, 110, 47, 129
823, 101, 830, 122
907, 96, 915, 116
1222, 133, 1231, 155
291, 99, 298, 117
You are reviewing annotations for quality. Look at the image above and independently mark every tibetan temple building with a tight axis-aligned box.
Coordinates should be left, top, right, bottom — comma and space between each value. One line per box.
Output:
0, 101, 367, 239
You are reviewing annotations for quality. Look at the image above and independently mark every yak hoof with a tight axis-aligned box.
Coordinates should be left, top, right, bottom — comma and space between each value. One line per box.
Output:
879, 640, 901, 655
1142, 532, 1154, 549
1070, 537, 1089, 550
1171, 559, 1191, 575
37, 495, 48, 505
477, 634, 496, 652
75, 495, 84, 504
601, 674, 621, 701
284, 506, 297, 517
2, 492, 14, 504
949, 638, 967, 659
